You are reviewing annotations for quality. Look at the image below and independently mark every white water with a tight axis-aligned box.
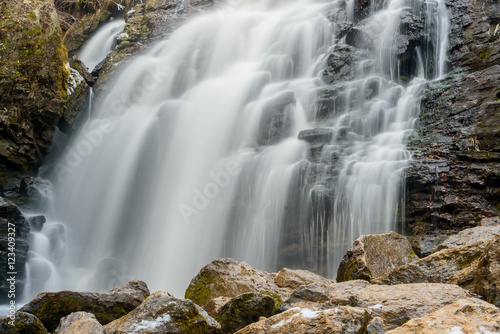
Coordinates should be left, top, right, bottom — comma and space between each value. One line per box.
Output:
78, 19, 125, 72
23, 0, 449, 299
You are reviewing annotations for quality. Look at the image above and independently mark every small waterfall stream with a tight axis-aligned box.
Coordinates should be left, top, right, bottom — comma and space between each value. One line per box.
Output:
25, 0, 449, 299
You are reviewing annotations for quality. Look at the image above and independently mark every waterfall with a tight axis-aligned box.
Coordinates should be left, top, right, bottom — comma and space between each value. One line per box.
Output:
27, 0, 449, 298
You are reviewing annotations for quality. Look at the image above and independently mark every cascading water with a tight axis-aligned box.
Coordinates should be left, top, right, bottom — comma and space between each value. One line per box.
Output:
26, 0, 449, 299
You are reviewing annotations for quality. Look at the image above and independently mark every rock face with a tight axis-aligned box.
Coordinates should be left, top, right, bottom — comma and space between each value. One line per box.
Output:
337, 231, 419, 282
386, 298, 500, 334
474, 235, 500, 307
0, 198, 31, 303
0, 312, 48, 334
19, 280, 150, 332
103, 291, 221, 334
0, 0, 68, 172
54, 312, 104, 334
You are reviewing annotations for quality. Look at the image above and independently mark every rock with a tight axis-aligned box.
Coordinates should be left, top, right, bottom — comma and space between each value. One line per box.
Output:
204, 297, 231, 318
373, 225, 500, 289
326, 283, 470, 330
258, 91, 296, 146
19, 280, 150, 332
474, 235, 500, 307
234, 306, 370, 334
336, 231, 419, 282
103, 291, 221, 334
322, 44, 376, 83
407, 233, 450, 257
55, 312, 104, 334
298, 128, 334, 146
0, 312, 48, 334
367, 316, 386, 334
0, 0, 68, 172
185, 258, 290, 308
28, 215, 46, 232
0, 198, 30, 303
216, 293, 275, 334
274, 268, 332, 290
386, 298, 500, 333
61, 66, 89, 133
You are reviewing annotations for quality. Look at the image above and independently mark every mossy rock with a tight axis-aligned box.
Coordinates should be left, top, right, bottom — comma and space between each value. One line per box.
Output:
0, 312, 48, 334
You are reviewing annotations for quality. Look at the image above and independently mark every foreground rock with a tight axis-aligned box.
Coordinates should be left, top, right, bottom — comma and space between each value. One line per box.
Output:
103, 291, 220, 334
54, 312, 104, 334
386, 298, 500, 333
337, 231, 418, 282
0, 312, 48, 334
474, 235, 500, 307
20, 280, 150, 332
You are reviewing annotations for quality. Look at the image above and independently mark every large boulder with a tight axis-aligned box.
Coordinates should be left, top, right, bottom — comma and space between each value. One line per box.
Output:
103, 291, 221, 334
274, 268, 332, 290
19, 280, 150, 332
336, 231, 419, 282
0, 0, 68, 172
0, 312, 48, 334
0, 198, 30, 303
474, 235, 500, 307
54, 312, 104, 334
386, 298, 500, 333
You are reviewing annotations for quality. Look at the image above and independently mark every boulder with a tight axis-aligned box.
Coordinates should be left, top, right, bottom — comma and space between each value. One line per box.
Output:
54, 312, 104, 334
234, 306, 370, 334
204, 297, 231, 318
407, 233, 450, 257
327, 283, 470, 330
0, 0, 68, 172
274, 268, 332, 290
322, 44, 376, 84
474, 235, 500, 307
216, 293, 275, 334
0, 312, 48, 334
61, 66, 89, 133
437, 224, 500, 251
185, 258, 291, 308
386, 298, 500, 333
19, 280, 150, 332
0, 198, 31, 303
103, 291, 221, 334
336, 231, 419, 282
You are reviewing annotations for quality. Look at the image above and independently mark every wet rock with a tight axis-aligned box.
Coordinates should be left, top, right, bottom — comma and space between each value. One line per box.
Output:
298, 128, 334, 146
274, 268, 332, 290
216, 293, 275, 334
185, 258, 291, 308
0, 312, 48, 334
55, 312, 104, 334
323, 44, 376, 84
386, 298, 500, 333
28, 215, 46, 232
474, 235, 500, 307
62, 67, 89, 133
19, 280, 150, 332
336, 231, 419, 282
234, 306, 370, 334
326, 283, 470, 330
258, 91, 296, 146
407, 233, 450, 257
0, 198, 30, 303
0, 0, 68, 172
352, 0, 385, 23
103, 291, 221, 334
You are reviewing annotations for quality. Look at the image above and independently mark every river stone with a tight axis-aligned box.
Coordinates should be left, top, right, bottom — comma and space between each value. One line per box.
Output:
234, 306, 370, 334
386, 298, 500, 333
336, 231, 419, 282
185, 258, 290, 308
216, 293, 275, 334
19, 280, 150, 332
326, 283, 470, 330
0, 312, 48, 334
103, 291, 221, 334
474, 235, 500, 307
54, 312, 104, 334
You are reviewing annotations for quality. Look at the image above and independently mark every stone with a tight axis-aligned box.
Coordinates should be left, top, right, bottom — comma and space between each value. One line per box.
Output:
234, 306, 370, 334
437, 224, 500, 251
0, 0, 68, 172
216, 293, 275, 334
28, 215, 46, 232
54, 312, 104, 334
407, 233, 450, 257
322, 44, 376, 84
258, 91, 296, 146
103, 291, 221, 334
185, 258, 290, 308
274, 268, 332, 290
474, 235, 500, 307
62, 66, 89, 133
336, 231, 419, 282
204, 297, 231, 318
19, 280, 150, 332
385, 298, 500, 333
0, 312, 48, 334
367, 316, 386, 334
0, 198, 30, 303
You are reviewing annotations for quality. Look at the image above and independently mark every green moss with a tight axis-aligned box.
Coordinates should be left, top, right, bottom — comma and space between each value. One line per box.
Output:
478, 48, 492, 59
260, 290, 282, 308
457, 254, 481, 270
184, 271, 217, 306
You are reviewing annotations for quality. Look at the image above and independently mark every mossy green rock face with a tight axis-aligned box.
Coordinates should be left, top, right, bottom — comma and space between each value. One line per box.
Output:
216, 293, 275, 334
19, 280, 150, 332
0, 312, 48, 334
103, 291, 221, 334
0, 0, 68, 172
